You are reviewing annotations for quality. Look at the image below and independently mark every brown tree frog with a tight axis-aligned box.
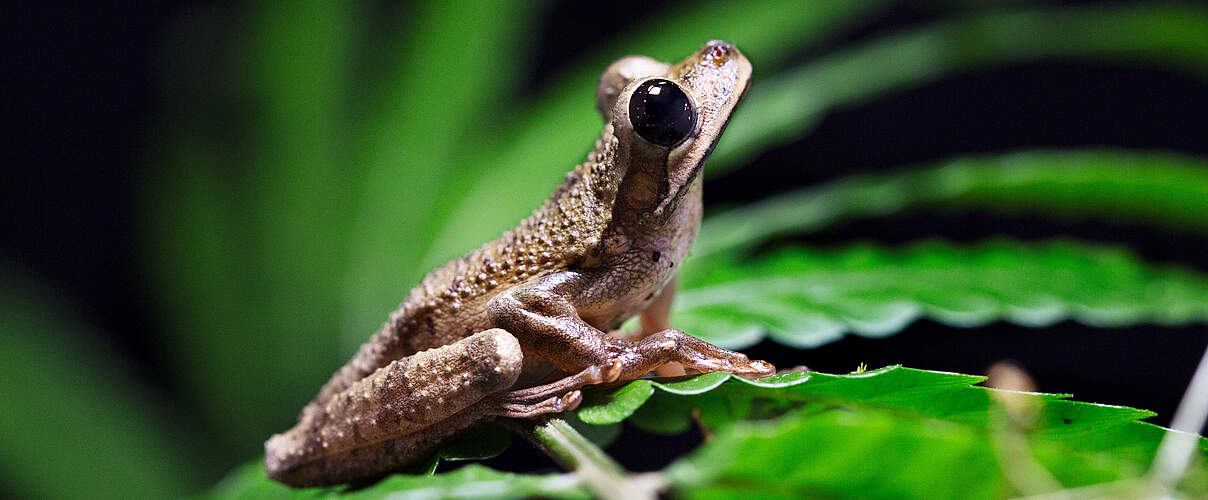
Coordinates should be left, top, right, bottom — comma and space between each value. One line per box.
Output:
265, 40, 771, 487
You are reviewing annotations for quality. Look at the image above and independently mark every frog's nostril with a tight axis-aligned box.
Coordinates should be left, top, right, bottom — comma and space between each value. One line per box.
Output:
704, 40, 732, 66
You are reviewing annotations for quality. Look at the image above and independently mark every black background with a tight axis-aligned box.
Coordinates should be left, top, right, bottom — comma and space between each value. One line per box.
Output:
5, 0, 1208, 477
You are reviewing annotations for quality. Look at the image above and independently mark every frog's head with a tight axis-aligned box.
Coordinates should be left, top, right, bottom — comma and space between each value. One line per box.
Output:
596, 40, 752, 226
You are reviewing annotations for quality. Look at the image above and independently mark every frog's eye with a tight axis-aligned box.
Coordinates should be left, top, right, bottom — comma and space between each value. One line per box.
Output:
629, 79, 697, 147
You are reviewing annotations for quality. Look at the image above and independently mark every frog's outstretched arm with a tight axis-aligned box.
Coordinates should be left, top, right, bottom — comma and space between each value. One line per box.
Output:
489, 269, 774, 393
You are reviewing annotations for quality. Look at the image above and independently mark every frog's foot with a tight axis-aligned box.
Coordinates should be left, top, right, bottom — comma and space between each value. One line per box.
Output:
489, 390, 583, 418
500, 360, 622, 404
623, 329, 775, 379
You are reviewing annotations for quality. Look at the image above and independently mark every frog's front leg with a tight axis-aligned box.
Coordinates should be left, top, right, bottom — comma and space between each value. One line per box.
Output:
639, 275, 690, 377
488, 270, 774, 393
264, 329, 574, 487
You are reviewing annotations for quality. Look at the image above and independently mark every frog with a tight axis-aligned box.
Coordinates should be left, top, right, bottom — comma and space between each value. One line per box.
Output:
265, 39, 771, 487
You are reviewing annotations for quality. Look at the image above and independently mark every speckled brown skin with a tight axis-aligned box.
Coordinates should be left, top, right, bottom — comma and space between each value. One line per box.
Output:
265, 40, 771, 487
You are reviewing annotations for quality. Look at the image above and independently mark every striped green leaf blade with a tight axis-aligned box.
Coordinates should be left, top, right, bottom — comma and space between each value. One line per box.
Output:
697, 151, 1208, 259
674, 240, 1208, 350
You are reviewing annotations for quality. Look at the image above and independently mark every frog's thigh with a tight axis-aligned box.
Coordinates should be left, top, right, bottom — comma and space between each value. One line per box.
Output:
265, 329, 522, 487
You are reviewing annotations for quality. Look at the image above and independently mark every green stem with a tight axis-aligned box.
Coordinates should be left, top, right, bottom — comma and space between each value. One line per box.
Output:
521, 417, 661, 500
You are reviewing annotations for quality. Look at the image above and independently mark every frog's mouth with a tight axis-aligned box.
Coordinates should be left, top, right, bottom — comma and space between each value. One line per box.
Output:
651, 110, 734, 226
651, 41, 752, 226
650, 134, 715, 226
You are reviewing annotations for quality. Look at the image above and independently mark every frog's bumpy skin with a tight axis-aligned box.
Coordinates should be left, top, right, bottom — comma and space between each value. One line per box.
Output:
266, 40, 757, 487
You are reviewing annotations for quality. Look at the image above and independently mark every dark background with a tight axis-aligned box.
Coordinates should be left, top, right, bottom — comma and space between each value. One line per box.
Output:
5, 0, 1208, 480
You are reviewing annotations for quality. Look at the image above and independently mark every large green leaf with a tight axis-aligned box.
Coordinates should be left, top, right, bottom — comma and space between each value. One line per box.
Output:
580, 366, 1208, 498
711, 3, 1208, 172
673, 240, 1208, 350
666, 406, 1207, 499
669, 409, 1004, 500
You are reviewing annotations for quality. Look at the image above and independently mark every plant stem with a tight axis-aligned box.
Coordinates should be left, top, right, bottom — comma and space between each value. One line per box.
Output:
517, 417, 661, 500
1150, 344, 1208, 490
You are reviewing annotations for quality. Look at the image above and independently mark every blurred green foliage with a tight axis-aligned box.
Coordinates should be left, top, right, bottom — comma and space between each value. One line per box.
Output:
674, 239, 1208, 349
4, 1, 1208, 498
0, 267, 193, 499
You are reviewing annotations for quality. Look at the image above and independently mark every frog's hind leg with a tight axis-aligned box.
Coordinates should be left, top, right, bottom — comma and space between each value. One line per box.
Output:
488, 390, 584, 418
265, 329, 527, 487
498, 360, 622, 405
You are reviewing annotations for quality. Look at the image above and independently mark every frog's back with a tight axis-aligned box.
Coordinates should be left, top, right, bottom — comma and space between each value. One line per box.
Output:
310, 129, 623, 406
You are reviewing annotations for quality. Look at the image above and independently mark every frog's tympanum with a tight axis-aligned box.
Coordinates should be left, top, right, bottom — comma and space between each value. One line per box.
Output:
266, 40, 769, 487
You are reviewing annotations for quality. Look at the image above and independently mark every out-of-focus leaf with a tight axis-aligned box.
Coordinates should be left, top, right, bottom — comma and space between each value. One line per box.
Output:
0, 267, 198, 498
697, 150, 1208, 259
145, 2, 360, 451
673, 240, 1208, 350
203, 462, 588, 500
415, 0, 889, 278
669, 410, 1002, 500
341, 1, 544, 349
564, 410, 623, 450
576, 367, 1208, 498
712, 3, 1208, 171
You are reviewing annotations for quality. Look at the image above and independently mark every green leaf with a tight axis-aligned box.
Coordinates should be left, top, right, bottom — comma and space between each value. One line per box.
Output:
574, 367, 1208, 499
203, 462, 588, 500
674, 239, 1208, 350
0, 266, 199, 498
698, 150, 1208, 259
666, 405, 1208, 499
711, 3, 1208, 172
578, 380, 656, 425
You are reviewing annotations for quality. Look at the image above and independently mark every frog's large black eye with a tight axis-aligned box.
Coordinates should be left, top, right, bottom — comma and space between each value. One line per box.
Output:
629, 79, 697, 147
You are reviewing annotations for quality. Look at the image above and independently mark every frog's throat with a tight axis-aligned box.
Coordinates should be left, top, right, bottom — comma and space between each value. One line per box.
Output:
651, 163, 702, 226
